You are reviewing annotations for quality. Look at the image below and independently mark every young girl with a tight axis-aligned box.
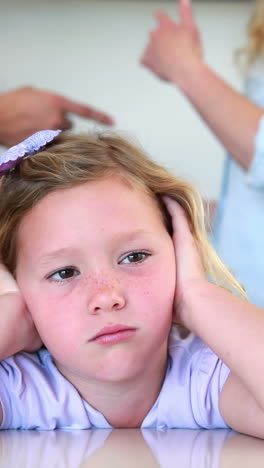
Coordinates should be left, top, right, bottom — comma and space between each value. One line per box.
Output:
0, 129, 264, 437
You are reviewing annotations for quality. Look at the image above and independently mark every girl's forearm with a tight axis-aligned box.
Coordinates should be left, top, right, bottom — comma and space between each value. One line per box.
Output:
0, 293, 41, 359
171, 61, 263, 171
0, 293, 28, 358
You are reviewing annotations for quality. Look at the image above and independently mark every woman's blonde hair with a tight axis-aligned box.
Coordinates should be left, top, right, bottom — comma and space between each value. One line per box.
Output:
236, 0, 264, 72
0, 133, 245, 298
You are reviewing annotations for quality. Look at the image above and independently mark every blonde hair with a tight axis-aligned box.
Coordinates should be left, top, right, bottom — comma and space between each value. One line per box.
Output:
236, 0, 264, 72
0, 133, 246, 299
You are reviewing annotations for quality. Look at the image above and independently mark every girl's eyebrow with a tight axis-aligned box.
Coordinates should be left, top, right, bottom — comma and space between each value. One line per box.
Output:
112, 229, 155, 243
36, 230, 155, 265
36, 247, 82, 266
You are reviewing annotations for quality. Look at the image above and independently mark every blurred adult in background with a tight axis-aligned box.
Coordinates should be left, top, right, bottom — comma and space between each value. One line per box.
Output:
0, 86, 114, 147
141, 0, 264, 307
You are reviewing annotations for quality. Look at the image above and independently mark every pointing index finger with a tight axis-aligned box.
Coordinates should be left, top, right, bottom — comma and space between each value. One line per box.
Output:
154, 10, 174, 26
178, 0, 196, 28
60, 96, 114, 125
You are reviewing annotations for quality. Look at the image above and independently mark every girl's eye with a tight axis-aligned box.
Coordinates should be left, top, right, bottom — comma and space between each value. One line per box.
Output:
48, 268, 80, 281
120, 251, 151, 265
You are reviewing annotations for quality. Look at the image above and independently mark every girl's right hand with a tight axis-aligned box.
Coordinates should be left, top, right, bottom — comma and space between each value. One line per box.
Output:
0, 264, 42, 358
162, 196, 206, 329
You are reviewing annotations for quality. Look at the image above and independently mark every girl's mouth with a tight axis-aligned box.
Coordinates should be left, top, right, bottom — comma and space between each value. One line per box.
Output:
89, 324, 138, 345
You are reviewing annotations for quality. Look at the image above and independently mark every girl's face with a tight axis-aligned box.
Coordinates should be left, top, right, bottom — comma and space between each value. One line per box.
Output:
16, 177, 176, 386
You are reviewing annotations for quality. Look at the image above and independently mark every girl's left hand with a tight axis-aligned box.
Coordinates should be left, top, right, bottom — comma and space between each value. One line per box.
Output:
163, 196, 206, 326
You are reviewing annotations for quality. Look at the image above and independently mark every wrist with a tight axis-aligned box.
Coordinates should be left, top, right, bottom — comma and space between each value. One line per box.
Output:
177, 279, 215, 333
170, 59, 210, 95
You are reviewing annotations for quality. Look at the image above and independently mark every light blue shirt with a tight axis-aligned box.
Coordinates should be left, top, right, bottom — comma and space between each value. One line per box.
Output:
0, 329, 229, 430
213, 61, 264, 306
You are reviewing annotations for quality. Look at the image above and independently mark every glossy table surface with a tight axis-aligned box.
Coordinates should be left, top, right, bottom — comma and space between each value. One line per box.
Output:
0, 428, 264, 467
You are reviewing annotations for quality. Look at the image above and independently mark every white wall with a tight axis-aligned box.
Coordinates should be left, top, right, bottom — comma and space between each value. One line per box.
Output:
2, 0, 253, 199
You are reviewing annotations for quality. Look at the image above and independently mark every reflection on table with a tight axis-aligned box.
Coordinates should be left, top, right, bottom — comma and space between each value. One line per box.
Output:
0, 427, 264, 467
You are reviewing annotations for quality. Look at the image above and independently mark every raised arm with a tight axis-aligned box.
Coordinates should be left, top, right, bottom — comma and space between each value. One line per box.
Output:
141, 0, 263, 171
0, 264, 42, 358
164, 196, 264, 439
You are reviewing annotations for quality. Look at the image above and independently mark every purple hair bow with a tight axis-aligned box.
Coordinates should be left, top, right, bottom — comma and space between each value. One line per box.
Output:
0, 129, 61, 177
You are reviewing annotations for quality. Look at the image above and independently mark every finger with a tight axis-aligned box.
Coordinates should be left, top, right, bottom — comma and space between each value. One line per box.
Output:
140, 54, 149, 68
163, 196, 191, 243
140, 45, 152, 67
60, 116, 73, 131
140, 52, 169, 82
163, 196, 204, 280
60, 97, 114, 125
155, 11, 175, 27
178, 0, 196, 28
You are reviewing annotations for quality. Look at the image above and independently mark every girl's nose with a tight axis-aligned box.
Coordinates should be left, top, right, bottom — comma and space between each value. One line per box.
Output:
87, 281, 126, 315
